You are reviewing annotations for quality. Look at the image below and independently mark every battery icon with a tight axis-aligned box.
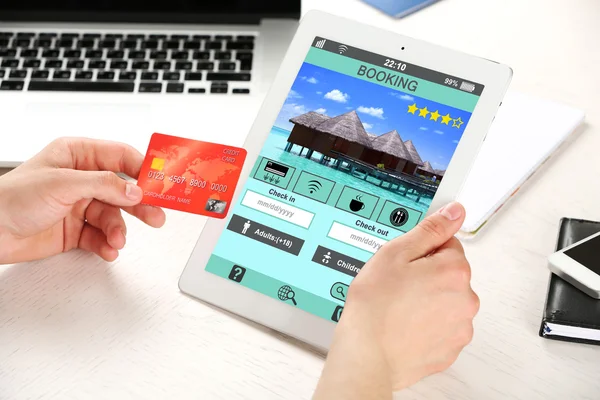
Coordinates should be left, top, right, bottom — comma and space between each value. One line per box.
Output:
460, 81, 476, 92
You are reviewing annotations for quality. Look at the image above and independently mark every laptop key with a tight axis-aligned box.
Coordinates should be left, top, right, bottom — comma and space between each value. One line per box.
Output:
127, 34, 145, 40
153, 61, 171, 70
132, 61, 150, 70
236, 35, 256, 41
240, 59, 253, 71
99, 39, 117, 48
171, 34, 189, 40
141, 40, 159, 49
121, 40, 138, 49
149, 34, 167, 40
23, 59, 42, 68
219, 62, 236, 71
85, 50, 103, 58
64, 50, 82, 58
107, 50, 125, 59
78, 39, 96, 48
0, 80, 25, 91
10, 70, 28, 79
0, 70, 4, 78
141, 72, 158, 80
232, 88, 250, 94
61, 33, 80, 39
184, 72, 203, 81
75, 70, 93, 80
0, 49, 17, 58
193, 51, 210, 60
150, 51, 167, 60
226, 41, 254, 50
15, 38, 31, 47
35, 39, 54, 48
88, 60, 107, 69
28, 81, 135, 92
17, 32, 35, 38
2, 59, 19, 68
192, 35, 211, 40
183, 41, 201, 50
163, 72, 180, 81
20, 49, 39, 58
119, 71, 137, 80
164, 41, 180, 50
53, 70, 71, 79
139, 82, 162, 93
97, 71, 115, 80
175, 61, 192, 70
105, 34, 123, 39
215, 51, 232, 60
42, 49, 59, 58
0, 32, 14, 38
31, 70, 50, 79
206, 72, 250, 81
171, 51, 189, 60
67, 60, 85, 69
210, 84, 228, 94
205, 41, 223, 50
166, 83, 184, 93
110, 60, 128, 69
57, 39, 74, 48
44, 59, 63, 69
188, 88, 206, 94
129, 51, 146, 59
215, 35, 233, 40
83, 33, 101, 39
196, 62, 214, 70
0, 39, 10, 47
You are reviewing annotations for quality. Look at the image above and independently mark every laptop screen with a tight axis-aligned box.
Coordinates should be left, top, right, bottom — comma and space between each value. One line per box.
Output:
0, 0, 301, 24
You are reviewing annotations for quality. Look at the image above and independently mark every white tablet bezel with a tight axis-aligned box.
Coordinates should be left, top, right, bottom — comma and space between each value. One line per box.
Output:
179, 10, 513, 351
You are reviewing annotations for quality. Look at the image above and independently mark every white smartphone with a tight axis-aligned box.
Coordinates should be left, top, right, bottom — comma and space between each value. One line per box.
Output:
548, 231, 600, 299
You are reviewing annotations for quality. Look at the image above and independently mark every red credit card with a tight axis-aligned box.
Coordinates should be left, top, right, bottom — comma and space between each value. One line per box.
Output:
137, 133, 247, 218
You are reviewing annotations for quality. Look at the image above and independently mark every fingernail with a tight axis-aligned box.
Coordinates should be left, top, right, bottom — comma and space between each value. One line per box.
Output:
121, 229, 127, 245
438, 202, 463, 221
125, 183, 143, 200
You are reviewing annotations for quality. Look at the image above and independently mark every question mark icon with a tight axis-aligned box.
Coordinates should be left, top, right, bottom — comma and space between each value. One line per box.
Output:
228, 265, 246, 283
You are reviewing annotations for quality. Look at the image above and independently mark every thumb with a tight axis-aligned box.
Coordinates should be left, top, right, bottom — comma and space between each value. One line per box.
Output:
54, 169, 144, 207
394, 202, 465, 261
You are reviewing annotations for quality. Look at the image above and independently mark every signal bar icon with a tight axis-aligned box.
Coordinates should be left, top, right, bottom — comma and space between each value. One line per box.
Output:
315, 39, 326, 49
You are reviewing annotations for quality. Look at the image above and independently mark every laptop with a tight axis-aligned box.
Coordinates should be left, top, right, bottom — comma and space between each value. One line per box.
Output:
0, 1, 300, 167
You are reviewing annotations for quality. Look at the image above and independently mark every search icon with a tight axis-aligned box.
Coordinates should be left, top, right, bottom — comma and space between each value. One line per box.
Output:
330, 282, 349, 302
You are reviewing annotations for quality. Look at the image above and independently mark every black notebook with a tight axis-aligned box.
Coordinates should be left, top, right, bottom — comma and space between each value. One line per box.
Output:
540, 218, 600, 345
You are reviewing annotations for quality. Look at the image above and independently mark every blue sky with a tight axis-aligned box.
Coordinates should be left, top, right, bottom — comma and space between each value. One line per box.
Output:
273, 62, 475, 171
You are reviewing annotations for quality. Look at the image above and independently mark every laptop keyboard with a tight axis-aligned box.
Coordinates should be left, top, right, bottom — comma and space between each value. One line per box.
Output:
0, 31, 254, 94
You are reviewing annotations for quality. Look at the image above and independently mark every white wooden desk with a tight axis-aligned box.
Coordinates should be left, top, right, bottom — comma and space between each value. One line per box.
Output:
2, 0, 600, 398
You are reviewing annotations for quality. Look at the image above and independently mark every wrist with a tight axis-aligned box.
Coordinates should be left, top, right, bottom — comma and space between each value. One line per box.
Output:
313, 310, 393, 400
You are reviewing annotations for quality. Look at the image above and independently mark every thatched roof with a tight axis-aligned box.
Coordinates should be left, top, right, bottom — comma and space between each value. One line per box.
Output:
404, 140, 424, 166
370, 130, 412, 161
417, 161, 435, 174
434, 169, 445, 176
289, 111, 330, 129
314, 110, 372, 147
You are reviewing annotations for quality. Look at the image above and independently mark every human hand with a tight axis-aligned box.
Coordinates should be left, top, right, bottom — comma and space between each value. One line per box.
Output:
314, 202, 478, 400
0, 138, 165, 264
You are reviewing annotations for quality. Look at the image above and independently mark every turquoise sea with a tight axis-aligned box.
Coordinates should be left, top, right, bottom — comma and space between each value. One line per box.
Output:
261, 126, 432, 214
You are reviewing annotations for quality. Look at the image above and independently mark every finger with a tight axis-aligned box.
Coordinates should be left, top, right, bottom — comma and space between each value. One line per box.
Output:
122, 204, 167, 228
392, 202, 466, 261
45, 137, 145, 179
85, 200, 127, 250
433, 236, 464, 256
78, 223, 119, 262
53, 169, 143, 208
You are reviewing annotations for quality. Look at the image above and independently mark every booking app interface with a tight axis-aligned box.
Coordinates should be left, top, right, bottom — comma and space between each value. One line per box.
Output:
206, 37, 484, 322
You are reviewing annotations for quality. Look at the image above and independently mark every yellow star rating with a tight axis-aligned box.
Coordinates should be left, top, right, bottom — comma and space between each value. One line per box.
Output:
452, 117, 464, 128
407, 103, 418, 114
429, 110, 441, 122
441, 113, 452, 125
418, 106, 429, 118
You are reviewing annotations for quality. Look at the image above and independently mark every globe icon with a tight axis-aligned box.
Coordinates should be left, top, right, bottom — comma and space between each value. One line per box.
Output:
277, 285, 297, 305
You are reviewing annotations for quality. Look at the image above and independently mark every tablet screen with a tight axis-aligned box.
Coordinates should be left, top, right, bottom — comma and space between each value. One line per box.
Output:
206, 37, 484, 322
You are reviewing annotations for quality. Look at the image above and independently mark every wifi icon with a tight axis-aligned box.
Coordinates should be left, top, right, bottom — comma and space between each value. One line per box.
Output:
307, 179, 323, 194
338, 44, 348, 54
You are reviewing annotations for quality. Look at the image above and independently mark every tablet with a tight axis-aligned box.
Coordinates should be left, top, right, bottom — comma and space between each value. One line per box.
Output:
179, 10, 512, 351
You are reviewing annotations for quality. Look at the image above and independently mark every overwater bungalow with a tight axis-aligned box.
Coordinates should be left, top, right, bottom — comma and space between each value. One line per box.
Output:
416, 161, 445, 181
285, 110, 426, 175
